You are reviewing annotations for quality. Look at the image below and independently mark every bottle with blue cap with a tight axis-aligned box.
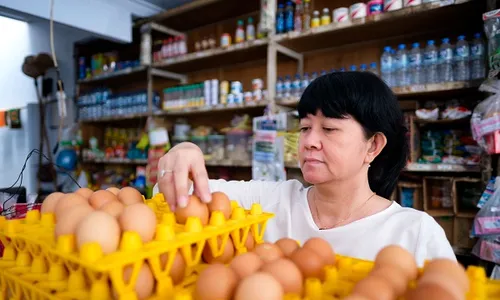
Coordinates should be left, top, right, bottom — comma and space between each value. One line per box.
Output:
380, 46, 393, 87
409, 42, 423, 85
292, 74, 302, 97
360, 64, 367, 72
455, 35, 470, 81
369, 62, 379, 76
350, 65, 357, 71
471, 33, 486, 80
395, 44, 409, 87
424, 40, 438, 84
301, 73, 310, 93
439, 38, 454, 83
276, 76, 284, 98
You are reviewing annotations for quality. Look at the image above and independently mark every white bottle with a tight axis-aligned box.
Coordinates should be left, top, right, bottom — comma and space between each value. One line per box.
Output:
439, 37, 454, 83
409, 42, 423, 85
179, 36, 187, 55
246, 17, 256, 41
454, 35, 470, 81
395, 44, 409, 87
424, 40, 438, 84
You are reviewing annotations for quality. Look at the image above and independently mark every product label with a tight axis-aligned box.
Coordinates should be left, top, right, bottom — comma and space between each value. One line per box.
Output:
368, 2, 383, 14
381, 56, 392, 72
409, 53, 422, 66
471, 44, 485, 58
439, 48, 453, 62
456, 45, 470, 58
424, 51, 438, 63
399, 54, 408, 68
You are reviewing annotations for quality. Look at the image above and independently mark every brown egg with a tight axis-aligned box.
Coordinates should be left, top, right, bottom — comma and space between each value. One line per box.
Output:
261, 258, 303, 294
88, 190, 118, 209
115, 264, 154, 300
343, 296, 371, 300
374, 245, 418, 281
99, 200, 125, 218
234, 272, 284, 300
369, 265, 409, 296
351, 276, 396, 300
54, 193, 89, 218
253, 243, 284, 263
303, 237, 335, 265
423, 259, 469, 292
117, 187, 143, 206
41, 192, 64, 214
175, 195, 209, 225
229, 252, 263, 279
75, 211, 121, 254
290, 247, 325, 280
194, 264, 238, 300
106, 187, 121, 195
160, 251, 186, 285
418, 273, 466, 300
275, 238, 300, 258
406, 283, 457, 300
207, 191, 232, 220
202, 236, 235, 264
55, 204, 94, 237
75, 188, 94, 199
118, 203, 157, 243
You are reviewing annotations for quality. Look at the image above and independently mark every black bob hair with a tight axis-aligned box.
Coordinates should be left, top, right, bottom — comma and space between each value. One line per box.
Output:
297, 71, 409, 199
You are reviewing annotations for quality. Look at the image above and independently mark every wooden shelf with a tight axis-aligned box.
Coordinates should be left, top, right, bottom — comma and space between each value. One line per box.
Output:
404, 163, 481, 173
153, 39, 269, 73
274, 0, 479, 53
77, 66, 147, 84
456, 212, 477, 218
414, 117, 471, 125
79, 112, 152, 123
205, 159, 251, 167
157, 101, 269, 116
82, 158, 148, 165
427, 209, 455, 217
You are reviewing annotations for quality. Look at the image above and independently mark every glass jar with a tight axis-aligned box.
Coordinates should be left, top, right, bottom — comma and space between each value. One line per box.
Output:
191, 136, 208, 154
208, 135, 225, 161
226, 130, 252, 162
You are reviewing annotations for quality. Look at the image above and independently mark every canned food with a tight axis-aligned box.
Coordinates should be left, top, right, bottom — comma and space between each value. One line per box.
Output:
384, 0, 402, 11
244, 92, 253, 102
252, 78, 264, 91
231, 81, 243, 94
367, 0, 384, 15
349, 3, 367, 19
404, 0, 421, 6
333, 7, 349, 23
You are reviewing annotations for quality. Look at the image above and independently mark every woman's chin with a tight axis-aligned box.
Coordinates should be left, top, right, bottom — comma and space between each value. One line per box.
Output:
301, 172, 326, 185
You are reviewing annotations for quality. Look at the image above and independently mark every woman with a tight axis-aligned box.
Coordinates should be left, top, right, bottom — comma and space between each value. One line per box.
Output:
154, 72, 455, 266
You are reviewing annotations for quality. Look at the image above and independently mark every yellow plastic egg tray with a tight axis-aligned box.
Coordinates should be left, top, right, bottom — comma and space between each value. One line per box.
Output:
0, 194, 273, 300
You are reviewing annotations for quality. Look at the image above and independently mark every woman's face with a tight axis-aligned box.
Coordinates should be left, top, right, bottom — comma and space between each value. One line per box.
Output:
298, 111, 372, 184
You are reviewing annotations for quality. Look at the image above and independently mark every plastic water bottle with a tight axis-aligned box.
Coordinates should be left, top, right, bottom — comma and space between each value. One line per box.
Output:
471, 33, 486, 80
381, 46, 393, 86
409, 42, 423, 85
439, 38, 454, 83
301, 73, 310, 93
350, 65, 357, 71
424, 40, 438, 84
283, 75, 292, 97
396, 44, 409, 87
360, 64, 367, 72
292, 74, 302, 97
454, 35, 470, 81
285, 1, 295, 33
276, 77, 284, 98
320, 69, 327, 76
339, 67, 346, 72
311, 72, 318, 81
276, 4, 285, 34
369, 62, 379, 76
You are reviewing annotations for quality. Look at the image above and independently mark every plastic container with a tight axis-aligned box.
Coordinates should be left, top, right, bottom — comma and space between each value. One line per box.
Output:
226, 130, 252, 162
207, 135, 225, 161
190, 135, 208, 154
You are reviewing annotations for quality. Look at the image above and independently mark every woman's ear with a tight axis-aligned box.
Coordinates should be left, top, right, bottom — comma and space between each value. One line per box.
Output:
365, 132, 387, 164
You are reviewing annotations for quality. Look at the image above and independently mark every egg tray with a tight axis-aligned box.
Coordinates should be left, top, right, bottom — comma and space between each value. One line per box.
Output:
0, 196, 274, 300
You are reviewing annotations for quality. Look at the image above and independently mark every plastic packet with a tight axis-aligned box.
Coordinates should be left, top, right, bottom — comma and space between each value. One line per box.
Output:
471, 186, 500, 238
471, 79, 500, 153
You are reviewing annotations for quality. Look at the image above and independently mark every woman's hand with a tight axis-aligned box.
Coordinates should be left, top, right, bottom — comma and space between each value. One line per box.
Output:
157, 142, 211, 210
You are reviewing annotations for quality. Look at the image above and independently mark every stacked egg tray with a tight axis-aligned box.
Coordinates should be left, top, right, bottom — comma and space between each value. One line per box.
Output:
0, 193, 499, 300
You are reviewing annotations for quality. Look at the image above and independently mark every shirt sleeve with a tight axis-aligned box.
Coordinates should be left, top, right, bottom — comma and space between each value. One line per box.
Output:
414, 214, 457, 266
153, 179, 285, 210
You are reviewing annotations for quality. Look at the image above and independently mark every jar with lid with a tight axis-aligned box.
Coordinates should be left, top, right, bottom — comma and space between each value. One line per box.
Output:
208, 135, 225, 161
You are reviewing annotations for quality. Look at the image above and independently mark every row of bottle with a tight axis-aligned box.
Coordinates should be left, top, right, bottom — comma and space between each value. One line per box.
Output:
276, 66, 379, 98
154, 36, 188, 62
381, 33, 486, 87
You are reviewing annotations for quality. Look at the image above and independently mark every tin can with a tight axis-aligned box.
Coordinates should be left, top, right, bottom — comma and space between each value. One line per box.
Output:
404, 0, 421, 6
220, 81, 229, 95
384, 0, 403, 11
252, 78, 264, 91
253, 89, 263, 102
220, 33, 232, 48
234, 93, 244, 104
333, 7, 349, 23
227, 93, 235, 104
231, 81, 243, 94
244, 92, 253, 102
367, 0, 384, 15
349, 3, 367, 19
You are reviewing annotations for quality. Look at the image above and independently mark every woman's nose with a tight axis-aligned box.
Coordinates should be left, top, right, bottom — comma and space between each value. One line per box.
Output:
302, 131, 322, 150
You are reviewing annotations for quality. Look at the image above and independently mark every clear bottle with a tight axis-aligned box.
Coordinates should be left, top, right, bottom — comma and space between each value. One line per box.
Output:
294, 0, 303, 32
321, 8, 331, 26
292, 74, 302, 97
471, 32, 486, 80
235, 20, 245, 43
381, 46, 393, 87
285, 1, 294, 33
303, 0, 311, 31
424, 40, 439, 84
409, 42, 423, 85
320, 69, 327, 76
246, 17, 255, 41
301, 73, 310, 93
178, 36, 187, 55
171, 36, 179, 57
276, 4, 285, 34
339, 67, 346, 72
350, 65, 357, 71
311, 10, 320, 28
283, 75, 292, 97
360, 64, 367, 72
454, 35, 470, 81
369, 62, 379, 76
276, 76, 284, 98
439, 38, 454, 83
311, 71, 318, 81
396, 44, 409, 87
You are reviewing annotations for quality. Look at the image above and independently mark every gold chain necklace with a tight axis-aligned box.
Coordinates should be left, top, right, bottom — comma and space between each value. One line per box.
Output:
312, 189, 377, 230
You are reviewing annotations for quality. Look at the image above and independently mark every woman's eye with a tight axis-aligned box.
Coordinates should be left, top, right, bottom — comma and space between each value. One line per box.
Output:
323, 127, 336, 132
299, 127, 309, 132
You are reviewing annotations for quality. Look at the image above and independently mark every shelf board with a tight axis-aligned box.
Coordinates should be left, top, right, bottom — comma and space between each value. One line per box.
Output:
428, 209, 455, 217
275, 80, 483, 106
153, 39, 268, 73
456, 212, 478, 219
404, 163, 481, 173
414, 117, 471, 125
77, 66, 147, 84
274, 0, 479, 53
79, 112, 152, 123
82, 158, 148, 165
157, 101, 269, 116
205, 159, 252, 167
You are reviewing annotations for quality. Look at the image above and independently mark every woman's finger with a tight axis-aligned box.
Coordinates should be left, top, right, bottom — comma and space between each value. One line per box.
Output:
157, 158, 177, 211
174, 164, 190, 208
191, 161, 211, 203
